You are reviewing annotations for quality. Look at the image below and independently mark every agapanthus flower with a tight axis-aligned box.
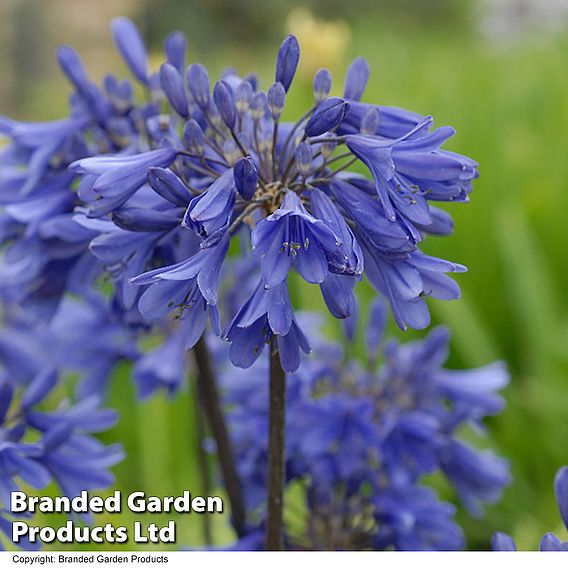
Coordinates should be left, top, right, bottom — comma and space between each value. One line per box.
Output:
0, 293, 138, 398
223, 280, 310, 372
215, 306, 509, 550
492, 466, 568, 551
132, 329, 186, 400
0, 367, 123, 549
0, 18, 182, 318
28, 18, 477, 372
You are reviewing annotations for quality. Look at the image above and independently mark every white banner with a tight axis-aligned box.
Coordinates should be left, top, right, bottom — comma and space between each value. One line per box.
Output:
1, 551, 567, 567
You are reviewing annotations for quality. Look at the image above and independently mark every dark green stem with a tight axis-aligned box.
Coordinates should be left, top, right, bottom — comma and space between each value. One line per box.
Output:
192, 335, 246, 537
192, 389, 213, 544
266, 337, 287, 550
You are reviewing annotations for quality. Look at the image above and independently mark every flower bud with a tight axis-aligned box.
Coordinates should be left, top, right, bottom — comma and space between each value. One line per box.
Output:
183, 119, 205, 156
305, 97, 349, 137
295, 142, 313, 177
113, 206, 182, 232
160, 63, 188, 118
164, 31, 186, 72
186, 63, 210, 110
267, 82, 286, 120
344, 56, 370, 102
275, 34, 300, 92
57, 46, 90, 92
213, 80, 236, 129
111, 17, 149, 84
235, 81, 253, 114
313, 68, 332, 105
234, 157, 258, 201
148, 167, 190, 206
250, 92, 267, 121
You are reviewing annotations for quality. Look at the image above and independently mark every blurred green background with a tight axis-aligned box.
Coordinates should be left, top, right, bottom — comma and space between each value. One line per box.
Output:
2, 0, 568, 551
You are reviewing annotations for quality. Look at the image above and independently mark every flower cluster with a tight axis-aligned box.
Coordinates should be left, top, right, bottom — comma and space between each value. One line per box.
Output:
0, 294, 138, 399
0, 18, 177, 321
0, 16, 499, 553
0, 17, 476, 374
492, 466, 568, 551
0, 293, 132, 548
0, 364, 123, 549
217, 306, 510, 550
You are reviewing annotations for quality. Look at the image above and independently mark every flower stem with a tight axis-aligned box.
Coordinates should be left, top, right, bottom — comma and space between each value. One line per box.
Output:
192, 335, 246, 537
266, 337, 287, 550
192, 390, 213, 545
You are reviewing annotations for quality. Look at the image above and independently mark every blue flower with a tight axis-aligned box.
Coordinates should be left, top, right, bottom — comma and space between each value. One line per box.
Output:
373, 485, 464, 551
219, 312, 509, 550
71, 148, 178, 217
343, 57, 370, 102
133, 330, 185, 400
346, 117, 477, 223
439, 440, 511, 517
131, 236, 229, 349
0, 294, 138, 399
275, 35, 300, 92
0, 366, 123, 548
0, 117, 87, 195
223, 281, 311, 372
251, 192, 341, 287
0, 21, 180, 317
19, 20, 477, 346
360, 243, 466, 330
160, 63, 189, 119
111, 17, 149, 85
183, 168, 236, 241
491, 532, 517, 551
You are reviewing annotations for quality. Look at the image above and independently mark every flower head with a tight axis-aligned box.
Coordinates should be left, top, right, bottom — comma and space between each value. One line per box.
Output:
1, 18, 478, 371
217, 311, 509, 550
0, 365, 122, 549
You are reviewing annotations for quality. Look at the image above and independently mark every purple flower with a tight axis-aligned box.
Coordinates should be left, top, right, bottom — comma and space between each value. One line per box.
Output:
1, 17, 479, 385
373, 486, 464, 551
343, 57, 370, 102
491, 532, 517, 551
275, 35, 300, 92
251, 192, 341, 287
133, 330, 185, 399
346, 117, 477, 223
111, 17, 149, 84
164, 31, 186, 73
218, 314, 508, 550
160, 63, 188, 118
131, 237, 229, 348
71, 148, 177, 217
183, 168, 236, 240
0, 364, 123, 547
361, 243, 466, 330
223, 281, 310, 372
305, 97, 349, 137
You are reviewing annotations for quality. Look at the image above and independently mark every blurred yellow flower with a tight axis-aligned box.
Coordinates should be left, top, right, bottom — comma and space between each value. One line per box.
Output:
286, 7, 351, 78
